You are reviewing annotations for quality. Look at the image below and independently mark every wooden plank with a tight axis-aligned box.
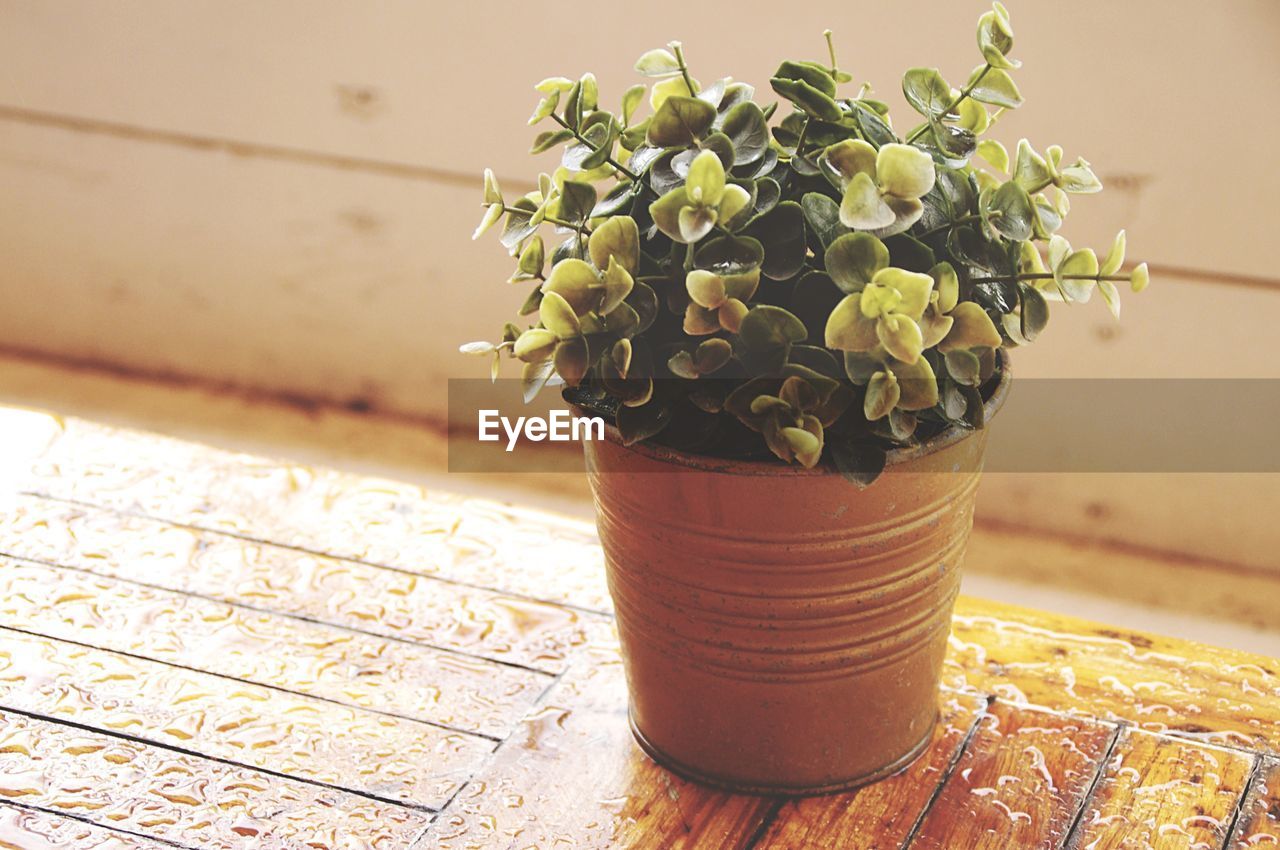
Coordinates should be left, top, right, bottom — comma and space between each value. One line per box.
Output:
906, 700, 1115, 850
0, 1, 1275, 281
417, 644, 772, 850
753, 691, 986, 850
1067, 728, 1253, 850
0, 804, 175, 849
0, 628, 490, 810
1228, 756, 1280, 848
0, 494, 606, 671
19, 420, 611, 612
0, 709, 429, 849
0, 557, 545, 738
947, 597, 1280, 751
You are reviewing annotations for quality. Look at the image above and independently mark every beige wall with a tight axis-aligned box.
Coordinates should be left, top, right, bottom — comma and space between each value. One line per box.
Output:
1, 1, 1278, 566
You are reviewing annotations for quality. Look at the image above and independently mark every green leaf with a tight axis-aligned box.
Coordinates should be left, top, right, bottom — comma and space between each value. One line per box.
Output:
819, 139, 877, 185
473, 203, 503, 240
769, 77, 841, 122
840, 172, 894, 229
988, 180, 1035, 241
1020, 283, 1050, 340
621, 85, 646, 126
542, 258, 599, 314
977, 7, 1019, 70
667, 350, 698, 379
956, 98, 989, 134
825, 232, 888, 293
514, 236, 545, 280
878, 268, 934, 320
721, 101, 769, 166
976, 139, 1009, 172
599, 257, 635, 315
529, 91, 560, 126
648, 187, 689, 243
513, 328, 557, 362
646, 95, 716, 147
939, 302, 1002, 352
829, 441, 887, 488
686, 269, 726, 308
944, 349, 982, 386
719, 184, 753, 228
902, 68, 955, 118
553, 337, 589, 386
685, 149, 726, 207
558, 180, 597, 223
737, 305, 807, 373
842, 350, 881, 385
887, 355, 939, 410
967, 67, 1023, 108
876, 313, 924, 363
744, 201, 806, 281
1100, 230, 1126, 276
588, 216, 640, 276
531, 129, 574, 155
1130, 262, 1150, 293
1058, 248, 1099, 303
877, 143, 936, 200
616, 400, 670, 444
772, 60, 837, 97
825, 294, 880, 352
931, 262, 960, 312
1097, 279, 1121, 318
634, 48, 682, 77
521, 359, 555, 403
678, 205, 717, 243
694, 338, 733, 374
1058, 158, 1103, 193
801, 192, 850, 249
863, 370, 900, 420
1013, 139, 1053, 193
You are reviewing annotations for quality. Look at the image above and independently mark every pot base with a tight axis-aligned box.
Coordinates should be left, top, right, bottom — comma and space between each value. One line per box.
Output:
629, 708, 938, 797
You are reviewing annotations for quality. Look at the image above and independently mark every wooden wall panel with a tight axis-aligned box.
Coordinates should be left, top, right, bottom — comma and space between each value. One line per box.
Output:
1, 1, 1276, 279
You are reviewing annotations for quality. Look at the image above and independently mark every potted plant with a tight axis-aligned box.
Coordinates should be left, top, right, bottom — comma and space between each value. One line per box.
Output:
463, 2, 1148, 794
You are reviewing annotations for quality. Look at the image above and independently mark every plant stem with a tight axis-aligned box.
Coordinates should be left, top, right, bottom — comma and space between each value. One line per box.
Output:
549, 113, 640, 181
905, 64, 992, 145
823, 30, 839, 76
970, 272, 1131, 284
793, 117, 811, 157
683, 240, 696, 272
500, 204, 589, 233
669, 42, 698, 101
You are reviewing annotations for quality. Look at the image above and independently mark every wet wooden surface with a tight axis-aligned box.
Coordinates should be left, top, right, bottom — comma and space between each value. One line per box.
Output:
2, 407, 1280, 848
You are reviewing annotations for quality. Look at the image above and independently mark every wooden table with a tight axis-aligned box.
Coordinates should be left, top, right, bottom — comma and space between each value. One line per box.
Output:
1, 407, 1279, 849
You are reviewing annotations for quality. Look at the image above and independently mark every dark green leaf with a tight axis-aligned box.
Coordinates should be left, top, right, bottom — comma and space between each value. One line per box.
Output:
721, 101, 770, 165
988, 180, 1034, 241
745, 201, 806, 280
769, 77, 841, 122
829, 441, 887, 488
800, 192, 850, 250
647, 95, 716, 147
531, 129, 574, 154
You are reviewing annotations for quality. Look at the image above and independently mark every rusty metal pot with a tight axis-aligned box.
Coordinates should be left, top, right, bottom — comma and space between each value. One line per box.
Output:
581, 363, 1011, 795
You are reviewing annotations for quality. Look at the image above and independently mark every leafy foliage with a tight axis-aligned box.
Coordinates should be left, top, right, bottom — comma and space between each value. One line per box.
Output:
463, 3, 1147, 484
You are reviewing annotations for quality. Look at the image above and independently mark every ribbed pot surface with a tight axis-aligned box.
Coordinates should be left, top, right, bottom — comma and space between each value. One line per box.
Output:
582, 372, 1008, 794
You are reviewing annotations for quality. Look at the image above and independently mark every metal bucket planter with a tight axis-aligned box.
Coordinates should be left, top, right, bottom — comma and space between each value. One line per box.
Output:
581, 365, 1011, 795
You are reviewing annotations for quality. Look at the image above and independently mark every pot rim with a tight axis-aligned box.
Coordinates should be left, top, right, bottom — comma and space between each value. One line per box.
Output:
587, 349, 1012, 477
